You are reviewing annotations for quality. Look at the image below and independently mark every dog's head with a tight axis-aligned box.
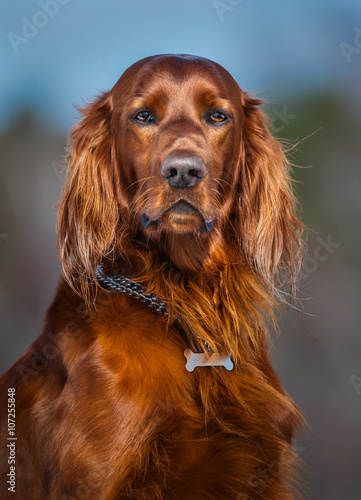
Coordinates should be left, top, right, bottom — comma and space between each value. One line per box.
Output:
58, 54, 302, 296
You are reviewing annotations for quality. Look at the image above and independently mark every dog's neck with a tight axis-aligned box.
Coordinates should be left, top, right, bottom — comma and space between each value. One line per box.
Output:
108, 228, 272, 368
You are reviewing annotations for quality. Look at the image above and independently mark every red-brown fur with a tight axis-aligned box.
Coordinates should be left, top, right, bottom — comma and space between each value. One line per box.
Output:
0, 54, 304, 499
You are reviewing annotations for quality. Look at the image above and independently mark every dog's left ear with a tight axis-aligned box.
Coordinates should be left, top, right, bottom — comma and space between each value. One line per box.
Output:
57, 93, 119, 298
238, 93, 303, 291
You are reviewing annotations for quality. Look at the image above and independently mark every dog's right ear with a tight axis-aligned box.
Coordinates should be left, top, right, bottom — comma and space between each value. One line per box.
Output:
57, 93, 119, 299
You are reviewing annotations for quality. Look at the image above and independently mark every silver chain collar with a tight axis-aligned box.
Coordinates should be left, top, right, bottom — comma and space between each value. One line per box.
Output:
95, 264, 168, 319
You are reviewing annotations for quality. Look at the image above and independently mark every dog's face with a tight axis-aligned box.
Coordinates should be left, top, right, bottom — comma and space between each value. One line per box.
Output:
110, 55, 243, 236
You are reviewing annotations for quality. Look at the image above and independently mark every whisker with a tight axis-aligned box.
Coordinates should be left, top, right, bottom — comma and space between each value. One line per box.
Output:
130, 187, 156, 210
214, 177, 233, 189
124, 175, 157, 192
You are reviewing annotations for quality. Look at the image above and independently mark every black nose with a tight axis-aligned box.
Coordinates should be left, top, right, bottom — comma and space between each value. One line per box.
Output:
161, 155, 206, 189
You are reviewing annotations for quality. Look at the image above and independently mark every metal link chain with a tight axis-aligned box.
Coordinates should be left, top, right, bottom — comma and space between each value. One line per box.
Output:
95, 264, 168, 319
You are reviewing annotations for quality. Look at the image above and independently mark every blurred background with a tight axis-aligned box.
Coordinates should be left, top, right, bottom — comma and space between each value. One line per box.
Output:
0, 1, 360, 498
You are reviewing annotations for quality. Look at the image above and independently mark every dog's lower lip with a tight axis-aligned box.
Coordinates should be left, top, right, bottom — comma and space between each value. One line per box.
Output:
142, 201, 214, 232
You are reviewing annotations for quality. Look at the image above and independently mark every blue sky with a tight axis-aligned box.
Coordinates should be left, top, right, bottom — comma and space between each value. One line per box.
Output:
1, 0, 360, 132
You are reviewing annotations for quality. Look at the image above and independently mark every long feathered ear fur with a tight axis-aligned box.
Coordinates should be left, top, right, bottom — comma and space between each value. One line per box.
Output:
238, 94, 303, 300
57, 93, 119, 299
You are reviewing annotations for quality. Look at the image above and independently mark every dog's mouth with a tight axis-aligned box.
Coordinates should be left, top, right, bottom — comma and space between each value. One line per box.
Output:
141, 200, 214, 233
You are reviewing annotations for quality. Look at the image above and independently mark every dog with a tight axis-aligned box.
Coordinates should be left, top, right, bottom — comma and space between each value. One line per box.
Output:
0, 54, 304, 499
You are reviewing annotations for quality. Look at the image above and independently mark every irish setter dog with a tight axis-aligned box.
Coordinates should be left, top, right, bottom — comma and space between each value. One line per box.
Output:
0, 54, 304, 499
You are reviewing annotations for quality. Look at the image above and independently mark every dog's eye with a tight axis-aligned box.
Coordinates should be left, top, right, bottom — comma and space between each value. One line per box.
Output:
133, 111, 154, 123
208, 111, 228, 124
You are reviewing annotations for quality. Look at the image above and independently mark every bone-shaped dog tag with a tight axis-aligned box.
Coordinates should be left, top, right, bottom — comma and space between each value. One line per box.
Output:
184, 349, 234, 372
